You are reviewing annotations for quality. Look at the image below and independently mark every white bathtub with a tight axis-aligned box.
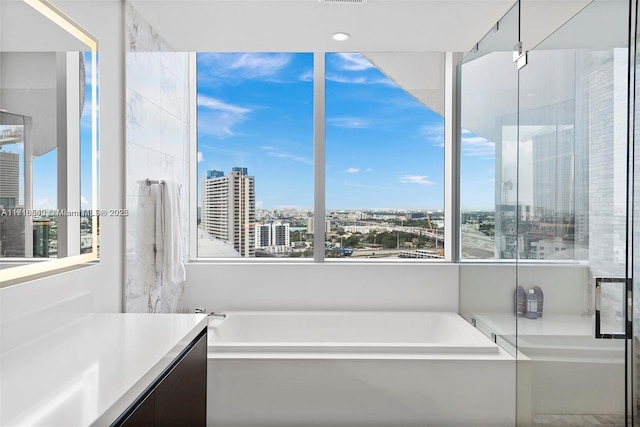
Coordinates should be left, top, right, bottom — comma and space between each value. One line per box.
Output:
209, 311, 500, 356
207, 311, 515, 427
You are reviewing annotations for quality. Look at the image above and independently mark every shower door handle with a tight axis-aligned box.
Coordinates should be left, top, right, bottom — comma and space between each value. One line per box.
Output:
595, 277, 632, 339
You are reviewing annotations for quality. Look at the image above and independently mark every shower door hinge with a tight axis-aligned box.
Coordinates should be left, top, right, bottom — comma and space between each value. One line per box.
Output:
517, 52, 528, 70
513, 42, 527, 70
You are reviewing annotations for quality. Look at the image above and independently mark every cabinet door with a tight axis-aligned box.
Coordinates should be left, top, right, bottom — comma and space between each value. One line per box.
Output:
155, 334, 207, 426
119, 393, 155, 427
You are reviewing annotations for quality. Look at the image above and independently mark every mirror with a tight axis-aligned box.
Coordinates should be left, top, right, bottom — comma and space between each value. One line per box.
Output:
0, 0, 98, 284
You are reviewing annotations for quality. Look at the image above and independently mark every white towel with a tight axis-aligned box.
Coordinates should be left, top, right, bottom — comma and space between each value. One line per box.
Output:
154, 181, 186, 284
153, 184, 164, 275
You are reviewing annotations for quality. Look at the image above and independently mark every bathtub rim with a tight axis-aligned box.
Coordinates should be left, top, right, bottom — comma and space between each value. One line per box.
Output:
207, 310, 513, 360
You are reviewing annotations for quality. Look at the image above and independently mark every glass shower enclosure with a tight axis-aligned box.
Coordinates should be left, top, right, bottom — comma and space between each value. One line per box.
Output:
459, 0, 635, 425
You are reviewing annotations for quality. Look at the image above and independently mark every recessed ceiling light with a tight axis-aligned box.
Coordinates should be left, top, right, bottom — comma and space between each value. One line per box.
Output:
332, 32, 351, 41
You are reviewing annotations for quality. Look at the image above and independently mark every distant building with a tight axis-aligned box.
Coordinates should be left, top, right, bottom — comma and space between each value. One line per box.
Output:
0, 150, 23, 257
201, 167, 255, 257
0, 150, 19, 209
32, 217, 50, 258
0, 215, 25, 257
255, 224, 271, 248
255, 222, 291, 254
530, 238, 569, 260
207, 170, 224, 179
306, 218, 331, 233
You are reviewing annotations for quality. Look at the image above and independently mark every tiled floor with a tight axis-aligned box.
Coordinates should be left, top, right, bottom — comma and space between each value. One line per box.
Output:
532, 414, 632, 426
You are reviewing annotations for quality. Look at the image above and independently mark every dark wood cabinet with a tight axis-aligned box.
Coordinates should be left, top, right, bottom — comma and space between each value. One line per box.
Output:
115, 329, 207, 427
119, 393, 155, 427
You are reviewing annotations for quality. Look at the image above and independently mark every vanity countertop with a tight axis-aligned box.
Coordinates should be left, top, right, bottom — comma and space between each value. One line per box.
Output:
0, 313, 208, 426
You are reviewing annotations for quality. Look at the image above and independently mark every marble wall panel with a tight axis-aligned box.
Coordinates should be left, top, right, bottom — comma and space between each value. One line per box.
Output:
125, 2, 190, 313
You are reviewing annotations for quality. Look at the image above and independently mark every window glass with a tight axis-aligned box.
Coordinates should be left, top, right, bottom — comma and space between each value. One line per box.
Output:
197, 53, 314, 258
325, 52, 444, 259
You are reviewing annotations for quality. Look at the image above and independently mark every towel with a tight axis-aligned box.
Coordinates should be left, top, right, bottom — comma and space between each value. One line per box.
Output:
154, 181, 186, 284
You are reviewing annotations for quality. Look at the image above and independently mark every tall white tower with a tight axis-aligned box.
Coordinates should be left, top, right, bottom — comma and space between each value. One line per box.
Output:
202, 167, 255, 257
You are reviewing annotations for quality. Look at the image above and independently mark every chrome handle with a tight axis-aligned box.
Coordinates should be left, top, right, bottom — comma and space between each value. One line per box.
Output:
595, 277, 631, 339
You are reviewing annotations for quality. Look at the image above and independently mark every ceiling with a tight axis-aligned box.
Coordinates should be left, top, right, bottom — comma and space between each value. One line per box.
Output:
128, 0, 593, 53
127, 0, 592, 115
129, 0, 517, 53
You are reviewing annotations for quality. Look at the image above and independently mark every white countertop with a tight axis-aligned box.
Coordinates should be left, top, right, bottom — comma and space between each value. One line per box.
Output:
0, 313, 208, 426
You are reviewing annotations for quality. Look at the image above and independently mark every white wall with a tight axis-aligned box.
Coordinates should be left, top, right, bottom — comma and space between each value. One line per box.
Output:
0, 0, 125, 325
459, 263, 591, 316
184, 262, 459, 312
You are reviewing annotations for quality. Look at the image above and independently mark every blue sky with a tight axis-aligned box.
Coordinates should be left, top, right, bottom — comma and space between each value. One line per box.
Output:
197, 52, 496, 211
7, 51, 494, 212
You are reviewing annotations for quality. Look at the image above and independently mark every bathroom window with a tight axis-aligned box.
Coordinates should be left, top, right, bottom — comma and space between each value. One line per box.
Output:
195, 52, 446, 261
196, 53, 314, 258
325, 53, 444, 260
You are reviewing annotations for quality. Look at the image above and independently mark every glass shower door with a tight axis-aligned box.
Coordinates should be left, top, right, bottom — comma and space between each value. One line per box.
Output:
458, 2, 521, 421
516, 0, 632, 424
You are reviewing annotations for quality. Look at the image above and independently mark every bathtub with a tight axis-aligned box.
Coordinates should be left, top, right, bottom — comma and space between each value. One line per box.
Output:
207, 311, 515, 427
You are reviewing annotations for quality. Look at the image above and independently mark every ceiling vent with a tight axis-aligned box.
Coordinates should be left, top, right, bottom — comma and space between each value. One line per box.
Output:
319, 0, 367, 4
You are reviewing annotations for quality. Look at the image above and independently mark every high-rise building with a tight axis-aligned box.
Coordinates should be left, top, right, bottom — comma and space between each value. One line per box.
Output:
201, 167, 255, 257
272, 223, 290, 247
0, 150, 19, 209
255, 224, 271, 248
255, 222, 291, 255
255, 222, 290, 249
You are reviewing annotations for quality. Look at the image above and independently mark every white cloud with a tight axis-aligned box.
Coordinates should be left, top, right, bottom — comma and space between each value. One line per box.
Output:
326, 74, 368, 84
197, 95, 251, 137
299, 69, 314, 82
326, 74, 393, 86
198, 53, 292, 80
261, 146, 312, 165
346, 167, 360, 173
231, 53, 291, 76
461, 134, 495, 159
421, 125, 445, 147
328, 117, 370, 128
256, 201, 264, 209
81, 195, 89, 207
198, 95, 250, 115
197, 152, 204, 163
400, 175, 434, 185
335, 53, 375, 71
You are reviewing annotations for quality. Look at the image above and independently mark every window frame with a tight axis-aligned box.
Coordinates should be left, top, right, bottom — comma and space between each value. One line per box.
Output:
189, 51, 457, 263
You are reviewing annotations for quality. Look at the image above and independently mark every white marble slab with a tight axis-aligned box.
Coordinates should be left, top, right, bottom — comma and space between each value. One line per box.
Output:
0, 313, 207, 426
